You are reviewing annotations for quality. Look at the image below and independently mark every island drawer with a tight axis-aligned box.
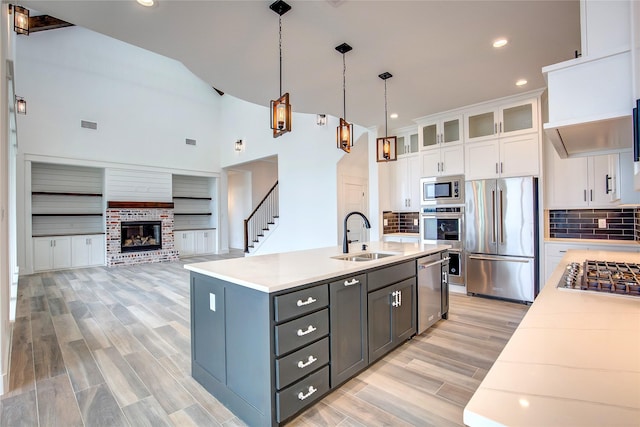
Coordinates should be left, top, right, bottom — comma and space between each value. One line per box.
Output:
274, 284, 329, 322
275, 308, 329, 356
275, 337, 329, 390
276, 365, 330, 422
367, 260, 416, 292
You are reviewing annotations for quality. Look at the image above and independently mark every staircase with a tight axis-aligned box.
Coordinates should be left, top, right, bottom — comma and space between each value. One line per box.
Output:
244, 181, 279, 253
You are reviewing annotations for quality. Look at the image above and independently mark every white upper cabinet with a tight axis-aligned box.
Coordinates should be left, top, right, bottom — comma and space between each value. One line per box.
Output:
395, 128, 419, 156
392, 155, 421, 211
421, 145, 464, 177
580, 0, 631, 58
465, 98, 538, 143
419, 114, 463, 150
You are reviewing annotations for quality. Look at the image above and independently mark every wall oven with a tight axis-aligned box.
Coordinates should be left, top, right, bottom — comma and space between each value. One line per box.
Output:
421, 206, 464, 286
420, 174, 464, 205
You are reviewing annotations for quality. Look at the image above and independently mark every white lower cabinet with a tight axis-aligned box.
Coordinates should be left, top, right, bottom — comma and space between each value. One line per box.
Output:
33, 236, 72, 271
34, 234, 105, 272
175, 229, 217, 257
71, 235, 105, 267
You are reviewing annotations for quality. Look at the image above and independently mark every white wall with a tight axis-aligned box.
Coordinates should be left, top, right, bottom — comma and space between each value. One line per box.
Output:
15, 26, 221, 174
217, 94, 370, 254
0, 3, 17, 396
227, 169, 251, 250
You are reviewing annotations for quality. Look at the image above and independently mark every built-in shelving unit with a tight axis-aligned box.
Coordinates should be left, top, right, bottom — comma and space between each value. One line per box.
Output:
31, 163, 106, 271
172, 174, 217, 256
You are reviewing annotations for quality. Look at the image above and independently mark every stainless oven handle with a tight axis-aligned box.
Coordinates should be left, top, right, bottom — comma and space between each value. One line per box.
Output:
420, 214, 462, 219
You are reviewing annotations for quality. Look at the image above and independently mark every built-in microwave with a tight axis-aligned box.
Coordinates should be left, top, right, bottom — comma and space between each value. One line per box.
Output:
420, 175, 464, 205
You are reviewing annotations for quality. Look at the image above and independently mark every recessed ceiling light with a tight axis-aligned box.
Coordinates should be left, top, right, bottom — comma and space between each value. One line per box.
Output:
516, 79, 528, 86
493, 38, 508, 48
390, 113, 398, 119
137, 0, 155, 7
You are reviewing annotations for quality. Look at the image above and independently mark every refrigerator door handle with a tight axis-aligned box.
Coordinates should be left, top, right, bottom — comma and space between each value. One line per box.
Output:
491, 190, 496, 243
468, 254, 531, 263
499, 189, 504, 244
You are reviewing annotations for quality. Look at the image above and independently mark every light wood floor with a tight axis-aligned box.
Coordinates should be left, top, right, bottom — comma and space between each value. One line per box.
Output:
1, 252, 528, 427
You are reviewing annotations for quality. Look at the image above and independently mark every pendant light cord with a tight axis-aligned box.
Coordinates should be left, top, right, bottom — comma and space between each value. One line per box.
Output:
279, 15, 283, 95
342, 53, 346, 119
384, 79, 388, 138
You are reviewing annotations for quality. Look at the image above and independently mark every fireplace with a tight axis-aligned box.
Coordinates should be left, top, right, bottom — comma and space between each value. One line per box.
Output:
121, 221, 162, 252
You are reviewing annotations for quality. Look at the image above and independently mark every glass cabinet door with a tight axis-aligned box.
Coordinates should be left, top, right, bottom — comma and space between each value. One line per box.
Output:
502, 103, 533, 134
442, 118, 461, 144
397, 136, 406, 155
422, 124, 438, 148
467, 111, 495, 140
409, 133, 419, 153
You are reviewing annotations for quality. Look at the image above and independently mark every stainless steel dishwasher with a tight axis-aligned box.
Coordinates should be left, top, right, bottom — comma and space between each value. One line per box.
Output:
417, 252, 449, 334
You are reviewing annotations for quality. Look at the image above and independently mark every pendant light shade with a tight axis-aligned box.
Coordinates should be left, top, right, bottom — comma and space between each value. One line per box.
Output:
13, 5, 29, 35
269, 0, 292, 138
376, 72, 398, 162
336, 43, 353, 153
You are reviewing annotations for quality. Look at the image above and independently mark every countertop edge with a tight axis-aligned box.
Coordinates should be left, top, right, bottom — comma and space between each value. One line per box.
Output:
185, 243, 450, 293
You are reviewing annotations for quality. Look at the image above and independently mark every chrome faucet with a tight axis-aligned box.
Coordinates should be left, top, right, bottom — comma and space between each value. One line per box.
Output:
343, 211, 371, 253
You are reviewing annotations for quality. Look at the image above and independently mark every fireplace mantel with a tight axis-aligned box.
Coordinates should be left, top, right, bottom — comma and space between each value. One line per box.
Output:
108, 201, 174, 209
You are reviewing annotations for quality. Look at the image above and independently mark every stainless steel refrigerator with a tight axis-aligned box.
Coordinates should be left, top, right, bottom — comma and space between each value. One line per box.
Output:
464, 177, 538, 303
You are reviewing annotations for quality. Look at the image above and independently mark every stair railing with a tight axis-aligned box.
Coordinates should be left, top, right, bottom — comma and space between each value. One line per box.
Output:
244, 181, 279, 253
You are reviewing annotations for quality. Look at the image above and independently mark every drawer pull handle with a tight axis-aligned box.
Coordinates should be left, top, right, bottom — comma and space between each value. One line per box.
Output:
296, 297, 317, 307
297, 325, 317, 336
297, 355, 317, 369
297, 386, 317, 401
344, 278, 359, 286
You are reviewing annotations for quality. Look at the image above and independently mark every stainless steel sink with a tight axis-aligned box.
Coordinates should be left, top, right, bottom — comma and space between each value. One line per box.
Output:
332, 252, 398, 262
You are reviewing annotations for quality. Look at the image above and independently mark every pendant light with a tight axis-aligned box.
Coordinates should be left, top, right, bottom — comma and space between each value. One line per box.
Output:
335, 43, 353, 153
376, 72, 397, 162
12, 5, 29, 35
269, 0, 292, 138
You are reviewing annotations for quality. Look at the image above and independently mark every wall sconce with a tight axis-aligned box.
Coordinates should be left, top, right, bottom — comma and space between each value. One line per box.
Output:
12, 5, 30, 35
15, 96, 26, 115
316, 114, 327, 126
376, 72, 398, 162
269, 1, 292, 138
235, 139, 244, 152
335, 43, 353, 153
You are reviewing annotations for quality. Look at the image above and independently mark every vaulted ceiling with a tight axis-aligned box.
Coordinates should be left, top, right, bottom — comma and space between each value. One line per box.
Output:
20, 0, 581, 130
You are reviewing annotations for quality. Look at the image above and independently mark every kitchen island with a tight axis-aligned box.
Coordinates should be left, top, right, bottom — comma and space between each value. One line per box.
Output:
464, 250, 640, 426
185, 241, 449, 427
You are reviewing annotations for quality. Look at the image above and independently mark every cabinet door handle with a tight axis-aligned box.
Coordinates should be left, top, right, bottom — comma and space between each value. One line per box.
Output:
297, 355, 317, 369
583, 190, 587, 202
494, 123, 497, 134
344, 278, 359, 286
605, 174, 611, 194
500, 162, 503, 174
296, 297, 317, 307
398, 290, 402, 307
499, 122, 502, 133
590, 189, 593, 201
297, 325, 317, 336
391, 291, 397, 307
495, 163, 498, 174
297, 386, 317, 401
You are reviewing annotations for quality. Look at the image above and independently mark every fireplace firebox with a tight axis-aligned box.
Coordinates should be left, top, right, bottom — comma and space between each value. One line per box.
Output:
121, 221, 162, 252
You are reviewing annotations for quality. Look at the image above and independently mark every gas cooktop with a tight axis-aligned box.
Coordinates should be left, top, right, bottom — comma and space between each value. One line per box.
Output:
558, 260, 640, 297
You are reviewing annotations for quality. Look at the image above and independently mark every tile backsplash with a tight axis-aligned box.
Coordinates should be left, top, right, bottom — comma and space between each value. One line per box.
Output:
383, 211, 419, 234
549, 208, 637, 241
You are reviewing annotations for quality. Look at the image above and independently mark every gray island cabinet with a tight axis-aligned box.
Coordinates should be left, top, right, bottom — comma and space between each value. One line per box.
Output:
186, 243, 449, 427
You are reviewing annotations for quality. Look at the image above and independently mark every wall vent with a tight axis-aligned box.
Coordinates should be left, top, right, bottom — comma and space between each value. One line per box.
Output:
81, 120, 97, 130
185, 138, 196, 146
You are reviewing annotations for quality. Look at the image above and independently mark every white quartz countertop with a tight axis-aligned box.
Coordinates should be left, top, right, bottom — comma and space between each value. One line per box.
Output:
185, 241, 449, 293
464, 250, 640, 427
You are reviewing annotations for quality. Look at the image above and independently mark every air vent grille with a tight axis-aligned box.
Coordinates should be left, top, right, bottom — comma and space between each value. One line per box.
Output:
81, 120, 97, 130
185, 138, 196, 146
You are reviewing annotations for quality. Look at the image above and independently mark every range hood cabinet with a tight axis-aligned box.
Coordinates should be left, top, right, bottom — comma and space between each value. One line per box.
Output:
543, 49, 633, 159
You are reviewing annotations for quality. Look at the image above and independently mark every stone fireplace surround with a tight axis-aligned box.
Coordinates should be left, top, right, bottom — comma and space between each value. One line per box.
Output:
106, 201, 178, 266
